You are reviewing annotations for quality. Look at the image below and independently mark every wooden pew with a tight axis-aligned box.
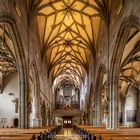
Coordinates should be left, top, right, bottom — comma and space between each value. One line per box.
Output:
91, 129, 140, 140
0, 135, 33, 140
102, 136, 140, 140
0, 125, 60, 140
75, 125, 140, 140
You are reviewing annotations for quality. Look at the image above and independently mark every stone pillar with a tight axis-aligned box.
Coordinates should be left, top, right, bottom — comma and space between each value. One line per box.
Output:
92, 111, 96, 126
122, 100, 126, 126
107, 77, 118, 129
137, 88, 140, 124
95, 93, 101, 127
0, 70, 3, 93
32, 97, 42, 127
82, 112, 86, 125
119, 96, 126, 126
80, 115, 83, 125
19, 69, 28, 129
48, 109, 51, 125
88, 109, 93, 125
85, 111, 89, 125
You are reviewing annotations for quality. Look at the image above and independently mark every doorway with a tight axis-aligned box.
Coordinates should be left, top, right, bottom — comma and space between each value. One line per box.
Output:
63, 117, 72, 128
13, 118, 19, 128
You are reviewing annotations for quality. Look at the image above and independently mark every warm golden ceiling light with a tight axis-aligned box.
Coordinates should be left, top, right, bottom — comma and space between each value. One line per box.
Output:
36, 0, 104, 88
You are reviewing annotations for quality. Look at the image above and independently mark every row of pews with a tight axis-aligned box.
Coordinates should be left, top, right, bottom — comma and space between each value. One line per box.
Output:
73, 125, 140, 140
0, 125, 62, 140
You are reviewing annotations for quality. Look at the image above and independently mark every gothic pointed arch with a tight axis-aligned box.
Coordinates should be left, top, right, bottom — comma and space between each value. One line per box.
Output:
110, 15, 140, 128
0, 13, 28, 128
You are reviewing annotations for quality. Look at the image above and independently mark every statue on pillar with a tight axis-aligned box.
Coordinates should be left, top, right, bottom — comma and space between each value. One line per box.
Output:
102, 95, 109, 114
92, 102, 95, 118
28, 101, 32, 113
82, 112, 87, 124
12, 98, 19, 113
102, 94, 109, 125
27, 84, 33, 114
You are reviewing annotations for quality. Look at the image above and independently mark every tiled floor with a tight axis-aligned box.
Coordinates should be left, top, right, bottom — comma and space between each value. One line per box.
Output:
54, 128, 82, 140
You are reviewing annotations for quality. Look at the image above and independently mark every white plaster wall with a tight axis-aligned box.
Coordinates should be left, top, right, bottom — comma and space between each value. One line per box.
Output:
125, 86, 138, 127
60, 88, 63, 96
0, 72, 19, 128
80, 74, 88, 111
55, 116, 63, 125
75, 90, 78, 102
72, 88, 75, 96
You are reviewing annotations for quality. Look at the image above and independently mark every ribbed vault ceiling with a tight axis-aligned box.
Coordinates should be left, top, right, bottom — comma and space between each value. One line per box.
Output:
27, 0, 112, 87
0, 23, 17, 92
0, 24, 17, 77
119, 27, 140, 97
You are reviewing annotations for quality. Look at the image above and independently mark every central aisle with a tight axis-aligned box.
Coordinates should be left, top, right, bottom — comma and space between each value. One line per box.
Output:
54, 128, 82, 140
